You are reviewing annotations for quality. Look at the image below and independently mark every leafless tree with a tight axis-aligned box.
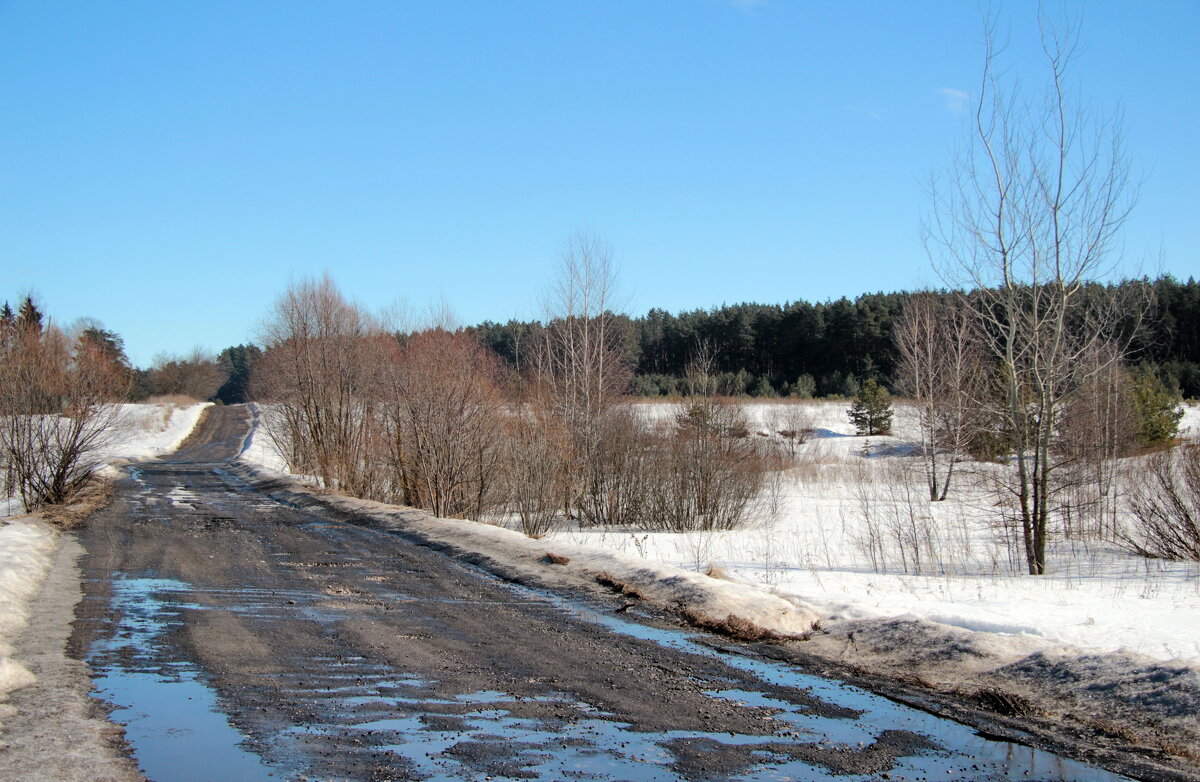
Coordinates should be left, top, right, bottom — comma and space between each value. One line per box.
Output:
255, 275, 385, 497
895, 293, 985, 501
926, 10, 1139, 574
534, 232, 632, 518
1056, 343, 1137, 540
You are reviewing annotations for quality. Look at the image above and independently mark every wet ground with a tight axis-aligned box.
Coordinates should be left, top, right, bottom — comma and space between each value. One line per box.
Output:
71, 405, 1141, 781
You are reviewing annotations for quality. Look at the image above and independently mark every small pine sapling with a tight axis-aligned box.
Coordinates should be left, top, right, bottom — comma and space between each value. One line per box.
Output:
848, 379, 893, 436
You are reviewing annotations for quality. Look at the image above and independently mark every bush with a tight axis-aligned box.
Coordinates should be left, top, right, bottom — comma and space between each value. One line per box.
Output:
1121, 444, 1200, 560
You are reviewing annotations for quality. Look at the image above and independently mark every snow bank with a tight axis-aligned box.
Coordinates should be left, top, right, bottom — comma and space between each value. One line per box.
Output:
374, 505, 819, 637
0, 520, 56, 725
241, 404, 290, 473
98, 402, 212, 466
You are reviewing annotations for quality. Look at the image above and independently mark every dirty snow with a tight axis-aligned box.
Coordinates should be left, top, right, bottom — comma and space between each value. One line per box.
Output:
0, 519, 56, 727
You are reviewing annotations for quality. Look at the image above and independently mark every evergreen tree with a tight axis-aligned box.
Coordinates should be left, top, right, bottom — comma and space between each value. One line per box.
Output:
215, 344, 263, 404
17, 295, 43, 333
789, 373, 816, 398
848, 379, 893, 436
79, 327, 130, 369
1131, 365, 1184, 447
749, 375, 777, 398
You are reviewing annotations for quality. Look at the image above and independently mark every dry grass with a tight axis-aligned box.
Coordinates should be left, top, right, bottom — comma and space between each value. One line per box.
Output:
680, 609, 780, 642
595, 571, 647, 600
142, 394, 205, 406
542, 552, 571, 565
41, 477, 114, 530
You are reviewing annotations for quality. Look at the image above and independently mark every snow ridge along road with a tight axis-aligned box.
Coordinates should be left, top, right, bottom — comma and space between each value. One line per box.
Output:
68, 405, 1173, 781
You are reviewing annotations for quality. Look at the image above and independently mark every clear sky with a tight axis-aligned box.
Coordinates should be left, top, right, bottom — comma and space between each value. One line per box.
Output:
1, 1, 1196, 367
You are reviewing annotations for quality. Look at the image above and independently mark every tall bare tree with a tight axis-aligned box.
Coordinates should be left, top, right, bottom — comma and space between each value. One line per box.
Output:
895, 294, 983, 501
926, 10, 1138, 574
535, 232, 632, 517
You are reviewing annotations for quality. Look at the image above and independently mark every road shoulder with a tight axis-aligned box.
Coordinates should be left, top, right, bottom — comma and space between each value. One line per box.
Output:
0, 534, 142, 782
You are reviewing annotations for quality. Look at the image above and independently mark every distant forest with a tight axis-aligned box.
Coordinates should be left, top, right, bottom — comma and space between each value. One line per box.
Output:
127, 275, 1200, 404
468, 276, 1200, 399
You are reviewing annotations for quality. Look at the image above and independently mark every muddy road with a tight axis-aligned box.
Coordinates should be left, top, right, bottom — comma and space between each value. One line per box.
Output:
70, 405, 1144, 781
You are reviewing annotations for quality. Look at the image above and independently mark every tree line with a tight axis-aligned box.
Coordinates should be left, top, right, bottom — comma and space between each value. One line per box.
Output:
470, 274, 1200, 401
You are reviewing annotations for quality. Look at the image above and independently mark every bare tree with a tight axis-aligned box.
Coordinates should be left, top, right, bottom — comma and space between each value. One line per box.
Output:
926, 10, 1138, 574
255, 275, 385, 497
534, 232, 632, 518
1056, 342, 1136, 540
895, 294, 984, 500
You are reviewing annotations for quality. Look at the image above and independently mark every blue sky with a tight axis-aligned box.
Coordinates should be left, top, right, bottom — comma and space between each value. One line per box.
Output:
1, 1, 1196, 367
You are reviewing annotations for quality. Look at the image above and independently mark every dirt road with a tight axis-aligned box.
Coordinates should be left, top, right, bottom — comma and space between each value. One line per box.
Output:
68, 406, 1147, 781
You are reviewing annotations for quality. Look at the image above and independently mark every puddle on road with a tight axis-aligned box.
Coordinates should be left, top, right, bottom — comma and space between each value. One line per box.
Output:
87, 569, 1135, 781
86, 576, 280, 781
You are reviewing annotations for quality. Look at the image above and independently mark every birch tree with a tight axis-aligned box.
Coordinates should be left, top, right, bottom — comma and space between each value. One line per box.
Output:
926, 11, 1138, 574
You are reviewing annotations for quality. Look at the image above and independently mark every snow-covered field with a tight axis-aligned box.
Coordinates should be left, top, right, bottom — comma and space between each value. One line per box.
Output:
548, 400, 1200, 666
0, 401, 210, 727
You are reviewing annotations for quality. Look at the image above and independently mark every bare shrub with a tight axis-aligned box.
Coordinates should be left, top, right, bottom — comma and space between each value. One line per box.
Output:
1120, 445, 1200, 561
577, 405, 655, 527
381, 328, 507, 520
641, 397, 773, 533
767, 404, 816, 460
848, 459, 964, 575
0, 315, 127, 509
499, 399, 570, 538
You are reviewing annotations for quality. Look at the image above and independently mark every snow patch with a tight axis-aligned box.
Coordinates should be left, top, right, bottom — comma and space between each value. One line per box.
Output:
0, 520, 56, 724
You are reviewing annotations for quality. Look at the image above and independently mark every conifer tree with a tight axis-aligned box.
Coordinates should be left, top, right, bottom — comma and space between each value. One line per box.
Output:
1132, 366, 1184, 447
848, 379, 893, 436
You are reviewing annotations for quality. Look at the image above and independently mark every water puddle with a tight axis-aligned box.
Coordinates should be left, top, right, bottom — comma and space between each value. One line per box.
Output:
86, 566, 1135, 782
86, 576, 280, 781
